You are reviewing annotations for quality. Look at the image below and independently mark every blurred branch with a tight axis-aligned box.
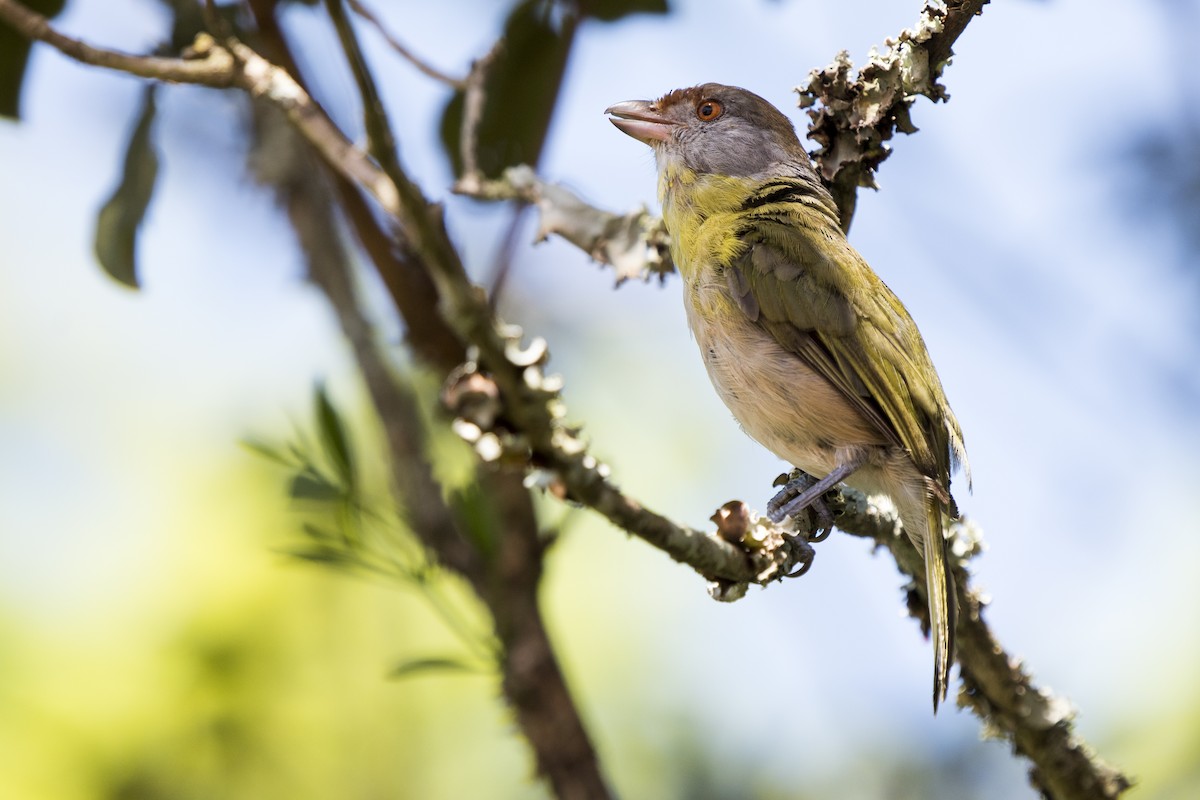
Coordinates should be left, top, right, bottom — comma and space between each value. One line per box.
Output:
346, 0, 466, 88
323, 0, 404, 188
245, 5, 611, 797
0, 0, 236, 84
243, 0, 465, 369
459, 38, 504, 181
274, 128, 484, 582
796, 0, 990, 230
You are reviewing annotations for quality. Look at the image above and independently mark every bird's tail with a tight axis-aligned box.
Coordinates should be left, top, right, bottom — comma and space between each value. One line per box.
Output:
924, 494, 957, 714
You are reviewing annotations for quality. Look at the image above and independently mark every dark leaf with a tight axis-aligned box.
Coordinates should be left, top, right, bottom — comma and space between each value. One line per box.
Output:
289, 469, 341, 502
580, 0, 668, 22
448, 481, 498, 560
313, 382, 355, 490
440, 0, 577, 177
94, 86, 160, 289
155, 0, 245, 52
300, 522, 339, 543
0, 0, 67, 119
387, 656, 483, 680
285, 545, 358, 567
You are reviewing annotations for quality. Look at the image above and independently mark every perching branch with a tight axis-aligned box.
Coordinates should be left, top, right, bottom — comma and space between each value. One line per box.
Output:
835, 497, 1132, 799
0, 2, 1131, 797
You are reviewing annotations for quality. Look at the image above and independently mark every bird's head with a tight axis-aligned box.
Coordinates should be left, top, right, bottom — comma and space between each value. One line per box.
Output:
605, 83, 808, 180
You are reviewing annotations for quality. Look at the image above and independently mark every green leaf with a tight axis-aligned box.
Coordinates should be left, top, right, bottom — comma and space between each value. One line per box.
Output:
299, 522, 339, 543
284, 545, 357, 567
94, 86, 160, 289
440, 0, 577, 177
288, 469, 341, 502
448, 481, 499, 561
387, 656, 483, 680
0, 0, 67, 120
314, 383, 355, 491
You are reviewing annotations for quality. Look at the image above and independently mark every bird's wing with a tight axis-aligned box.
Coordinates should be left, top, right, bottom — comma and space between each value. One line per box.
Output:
721, 199, 962, 485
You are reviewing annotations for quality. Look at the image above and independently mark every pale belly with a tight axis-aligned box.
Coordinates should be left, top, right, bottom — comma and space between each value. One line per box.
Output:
683, 277, 891, 491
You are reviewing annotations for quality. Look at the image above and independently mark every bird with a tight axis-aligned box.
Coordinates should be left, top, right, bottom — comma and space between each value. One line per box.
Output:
606, 83, 969, 712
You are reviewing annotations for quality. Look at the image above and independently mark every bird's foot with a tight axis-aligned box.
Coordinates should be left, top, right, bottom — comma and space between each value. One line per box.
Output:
781, 532, 815, 577
767, 470, 835, 541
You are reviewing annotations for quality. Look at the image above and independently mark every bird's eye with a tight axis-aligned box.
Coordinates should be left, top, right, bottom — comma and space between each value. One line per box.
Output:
696, 99, 723, 121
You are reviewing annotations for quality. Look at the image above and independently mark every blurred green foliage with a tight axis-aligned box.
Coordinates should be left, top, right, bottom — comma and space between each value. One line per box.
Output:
439, 0, 667, 177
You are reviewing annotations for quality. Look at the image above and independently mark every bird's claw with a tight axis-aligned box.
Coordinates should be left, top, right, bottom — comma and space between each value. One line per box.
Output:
767, 471, 835, 541
782, 533, 814, 577
808, 502, 835, 542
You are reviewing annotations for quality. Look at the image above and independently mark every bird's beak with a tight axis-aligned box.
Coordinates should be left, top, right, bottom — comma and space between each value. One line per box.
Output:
605, 100, 674, 145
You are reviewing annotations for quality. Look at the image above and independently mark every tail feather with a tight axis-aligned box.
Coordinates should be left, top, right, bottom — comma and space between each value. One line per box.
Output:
925, 497, 957, 713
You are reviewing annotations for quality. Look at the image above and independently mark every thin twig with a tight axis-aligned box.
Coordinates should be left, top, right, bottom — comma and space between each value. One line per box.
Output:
459, 38, 504, 181
486, 207, 527, 308
0, 0, 235, 85
346, 0, 465, 88
241, 0, 466, 372
324, 0, 406, 202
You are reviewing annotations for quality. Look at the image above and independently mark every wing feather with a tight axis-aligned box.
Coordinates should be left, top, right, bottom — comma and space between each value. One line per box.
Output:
723, 195, 966, 486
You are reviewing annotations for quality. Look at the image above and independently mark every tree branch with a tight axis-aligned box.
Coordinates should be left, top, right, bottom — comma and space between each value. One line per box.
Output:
456, 166, 673, 285
0, 0, 236, 85
285, 143, 483, 582
323, 0, 404, 189
797, 0, 991, 230
835, 495, 1132, 799
239, 4, 611, 795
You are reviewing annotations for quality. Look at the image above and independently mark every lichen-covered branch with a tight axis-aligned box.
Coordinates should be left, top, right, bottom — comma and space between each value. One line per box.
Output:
797, 0, 992, 230
836, 494, 1132, 799
442, 355, 815, 594
457, 166, 673, 284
